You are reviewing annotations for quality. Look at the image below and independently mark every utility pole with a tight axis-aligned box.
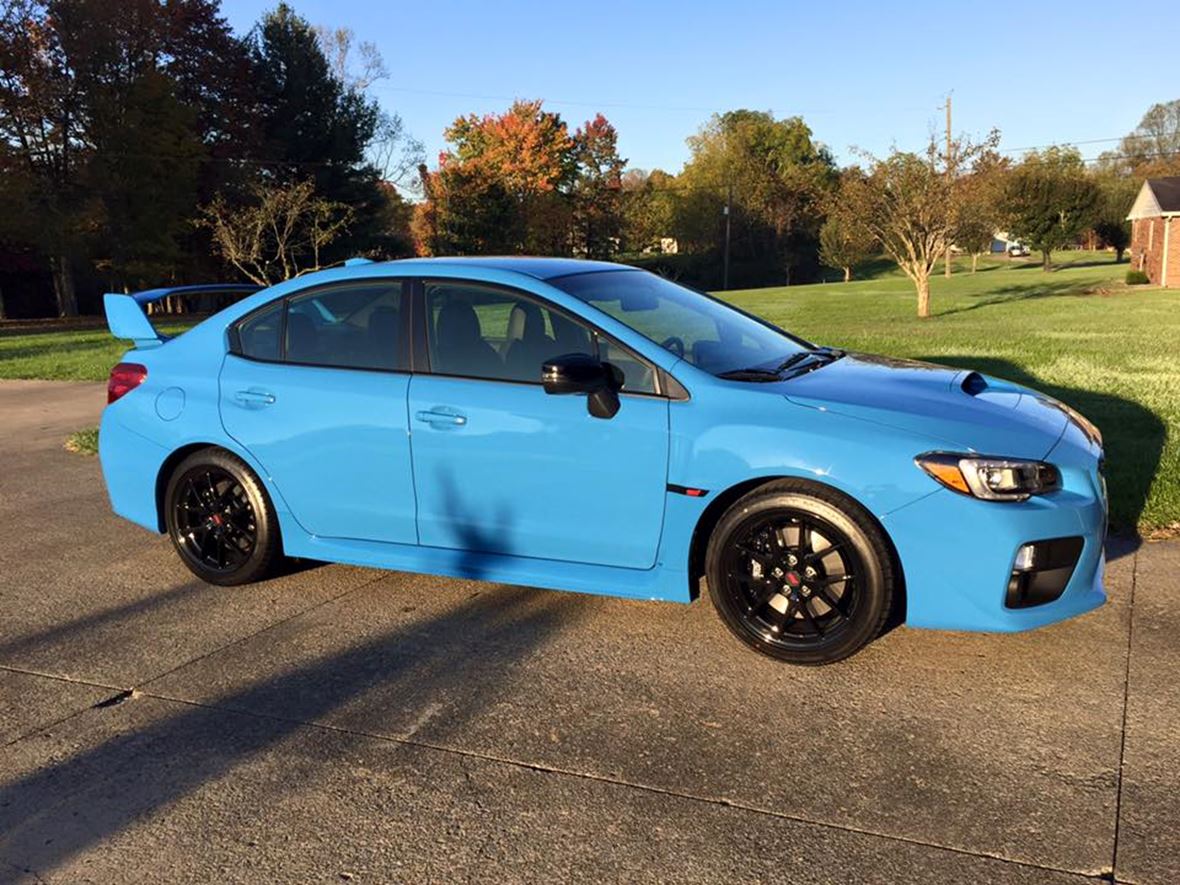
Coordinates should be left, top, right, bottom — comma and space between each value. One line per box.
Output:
944, 93, 953, 278
723, 182, 732, 290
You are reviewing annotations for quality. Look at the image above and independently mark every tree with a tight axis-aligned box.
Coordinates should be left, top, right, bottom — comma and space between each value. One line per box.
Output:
414, 162, 519, 255
248, 4, 384, 259
415, 99, 623, 256
843, 132, 997, 318
0, 0, 256, 313
1001, 147, 1100, 271
312, 23, 422, 191
679, 110, 835, 283
196, 180, 353, 285
0, 0, 91, 314
1091, 173, 1137, 262
955, 151, 1009, 273
86, 69, 204, 285
818, 214, 873, 282
571, 113, 626, 258
818, 171, 875, 281
620, 168, 677, 253
1101, 100, 1180, 177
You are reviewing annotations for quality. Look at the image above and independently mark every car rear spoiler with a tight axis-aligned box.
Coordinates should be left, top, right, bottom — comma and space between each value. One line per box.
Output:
103, 284, 261, 348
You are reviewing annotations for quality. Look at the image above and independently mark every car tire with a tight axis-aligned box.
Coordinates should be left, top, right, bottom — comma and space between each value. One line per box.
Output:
704, 479, 895, 665
164, 447, 282, 586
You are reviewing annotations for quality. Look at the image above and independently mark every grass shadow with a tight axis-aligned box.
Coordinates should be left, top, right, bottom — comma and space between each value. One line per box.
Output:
915, 355, 1165, 552
936, 280, 1092, 316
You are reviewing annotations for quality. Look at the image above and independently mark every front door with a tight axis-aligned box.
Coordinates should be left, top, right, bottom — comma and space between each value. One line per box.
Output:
407, 280, 670, 569
220, 280, 417, 544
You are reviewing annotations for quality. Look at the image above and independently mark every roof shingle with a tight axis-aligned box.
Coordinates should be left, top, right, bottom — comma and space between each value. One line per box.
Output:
1147, 177, 1180, 213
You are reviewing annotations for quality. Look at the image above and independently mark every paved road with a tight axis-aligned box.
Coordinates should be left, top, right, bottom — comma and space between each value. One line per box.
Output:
0, 379, 1177, 884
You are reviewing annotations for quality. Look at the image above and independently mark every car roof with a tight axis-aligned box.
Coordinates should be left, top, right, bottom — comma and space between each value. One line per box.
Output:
362, 256, 633, 280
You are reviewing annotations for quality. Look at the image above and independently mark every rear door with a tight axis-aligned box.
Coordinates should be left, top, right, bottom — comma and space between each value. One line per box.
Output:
219, 280, 417, 544
407, 280, 670, 569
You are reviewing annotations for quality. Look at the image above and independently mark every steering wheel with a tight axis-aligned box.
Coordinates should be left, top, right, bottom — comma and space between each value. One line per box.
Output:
660, 335, 686, 357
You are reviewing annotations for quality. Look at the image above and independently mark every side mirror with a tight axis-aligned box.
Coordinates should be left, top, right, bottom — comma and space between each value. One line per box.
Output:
541, 353, 622, 419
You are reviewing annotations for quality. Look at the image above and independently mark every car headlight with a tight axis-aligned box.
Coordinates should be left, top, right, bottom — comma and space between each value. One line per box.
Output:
915, 452, 1061, 502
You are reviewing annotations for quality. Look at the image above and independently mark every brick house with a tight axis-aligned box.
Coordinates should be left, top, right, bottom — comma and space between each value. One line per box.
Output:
1127, 176, 1180, 287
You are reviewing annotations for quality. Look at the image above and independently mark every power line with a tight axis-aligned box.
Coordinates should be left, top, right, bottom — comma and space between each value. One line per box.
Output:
1000, 132, 1165, 154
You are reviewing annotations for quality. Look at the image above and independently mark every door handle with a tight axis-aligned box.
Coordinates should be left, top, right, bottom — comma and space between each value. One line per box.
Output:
415, 408, 467, 427
234, 389, 276, 407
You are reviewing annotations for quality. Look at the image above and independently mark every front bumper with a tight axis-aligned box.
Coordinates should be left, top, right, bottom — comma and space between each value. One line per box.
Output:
883, 440, 1107, 632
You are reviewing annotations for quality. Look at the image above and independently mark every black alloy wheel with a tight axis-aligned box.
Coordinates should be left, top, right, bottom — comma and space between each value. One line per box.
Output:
706, 481, 894, 665
165, 448, 281, 586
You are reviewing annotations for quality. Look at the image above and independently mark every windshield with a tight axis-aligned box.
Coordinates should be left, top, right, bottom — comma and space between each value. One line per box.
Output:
551, 270, 811, 376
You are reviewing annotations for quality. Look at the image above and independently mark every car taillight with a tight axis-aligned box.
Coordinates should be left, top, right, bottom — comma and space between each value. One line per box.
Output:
108, 362, 147, 404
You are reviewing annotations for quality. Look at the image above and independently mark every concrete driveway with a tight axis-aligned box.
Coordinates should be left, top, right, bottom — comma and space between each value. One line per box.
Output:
1, 379, 1177, 884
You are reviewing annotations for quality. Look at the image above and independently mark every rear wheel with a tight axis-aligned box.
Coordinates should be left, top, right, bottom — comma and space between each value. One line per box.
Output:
164, 448, 281, 586
705, 480, 894, 665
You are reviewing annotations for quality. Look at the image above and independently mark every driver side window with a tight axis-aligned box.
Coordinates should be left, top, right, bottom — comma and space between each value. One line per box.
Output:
424, 282, 658, 393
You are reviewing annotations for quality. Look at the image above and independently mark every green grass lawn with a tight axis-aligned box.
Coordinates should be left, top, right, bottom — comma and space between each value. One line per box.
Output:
4, 251, 1176, 535
0, 319, 196, 382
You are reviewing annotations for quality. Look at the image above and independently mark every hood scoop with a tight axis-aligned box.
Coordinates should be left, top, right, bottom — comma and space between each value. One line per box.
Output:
961, 371, 988, 396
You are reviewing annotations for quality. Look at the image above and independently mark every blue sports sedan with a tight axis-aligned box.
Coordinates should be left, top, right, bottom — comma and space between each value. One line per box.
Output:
99, 257, 1107, 664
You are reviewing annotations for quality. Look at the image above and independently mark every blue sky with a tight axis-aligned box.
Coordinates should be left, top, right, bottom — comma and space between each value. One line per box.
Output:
221, 0, 1179, 174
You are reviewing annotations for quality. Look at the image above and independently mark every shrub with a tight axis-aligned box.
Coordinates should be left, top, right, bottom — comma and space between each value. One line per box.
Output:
1125, 270, 1150, 285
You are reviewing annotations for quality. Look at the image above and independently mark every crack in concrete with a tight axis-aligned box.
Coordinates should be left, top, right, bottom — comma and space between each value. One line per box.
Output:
0, 550, 1150, 882
137, 686, 1127, 884
1111, 545, 1140, 881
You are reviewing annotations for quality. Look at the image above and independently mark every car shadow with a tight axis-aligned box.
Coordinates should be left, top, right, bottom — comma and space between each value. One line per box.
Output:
914, 355, 1164, 558
0, 476, 583, 878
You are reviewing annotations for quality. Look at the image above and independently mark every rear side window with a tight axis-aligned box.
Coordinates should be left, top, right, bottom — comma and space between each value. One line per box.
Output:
237, 301, 282, 361
233, 281, 409, 372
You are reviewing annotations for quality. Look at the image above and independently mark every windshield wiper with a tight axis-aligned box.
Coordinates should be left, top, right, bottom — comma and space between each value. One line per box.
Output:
775, 351, 813, 373
777, 347, 846, 377
715, 367, 784, 382
718, 348, 846, 383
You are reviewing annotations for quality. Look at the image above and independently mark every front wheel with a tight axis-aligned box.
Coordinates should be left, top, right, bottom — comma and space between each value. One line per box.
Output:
164, 448, 281, 586
705, 481, 895, 665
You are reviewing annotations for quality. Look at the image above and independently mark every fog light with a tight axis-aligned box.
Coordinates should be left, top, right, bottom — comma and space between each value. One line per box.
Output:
1013, 544, 1036, 572
1004, 537, 1084, 609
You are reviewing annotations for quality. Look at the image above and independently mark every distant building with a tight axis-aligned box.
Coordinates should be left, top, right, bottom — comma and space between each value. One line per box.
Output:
1127, 177, 1180, 288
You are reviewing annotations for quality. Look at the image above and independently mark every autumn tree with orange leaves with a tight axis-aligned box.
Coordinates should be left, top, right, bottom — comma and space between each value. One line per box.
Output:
413, 100, 626, 257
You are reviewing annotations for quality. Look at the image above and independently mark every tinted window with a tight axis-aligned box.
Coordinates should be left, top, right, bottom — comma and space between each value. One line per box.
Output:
425, 282, 657, 393
553, 270, 809, 376
284, 282, 406, 371
237, 301, 282, 361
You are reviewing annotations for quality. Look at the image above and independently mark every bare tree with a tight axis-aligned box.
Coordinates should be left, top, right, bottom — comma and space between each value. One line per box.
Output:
196, 180, 354, 285
312, 25, 387, 90
370, 111, 425, 190
845, 132, 998, 317
311, 24, 423, 191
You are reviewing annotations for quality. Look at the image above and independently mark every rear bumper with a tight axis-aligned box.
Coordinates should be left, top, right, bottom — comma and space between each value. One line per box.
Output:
98, 408, 169, 533
883, 484, 1106, 633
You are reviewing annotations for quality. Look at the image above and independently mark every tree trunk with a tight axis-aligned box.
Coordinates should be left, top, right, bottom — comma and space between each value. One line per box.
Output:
1041, 250, 1052, 272
0, 285, 7, 320
51, 254, 78, 317
843, 266, 851, 283
971, 253, 979, 273
944, 249, 952, 278
1116, 247, 1126, 263
916, 274, 931, 318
